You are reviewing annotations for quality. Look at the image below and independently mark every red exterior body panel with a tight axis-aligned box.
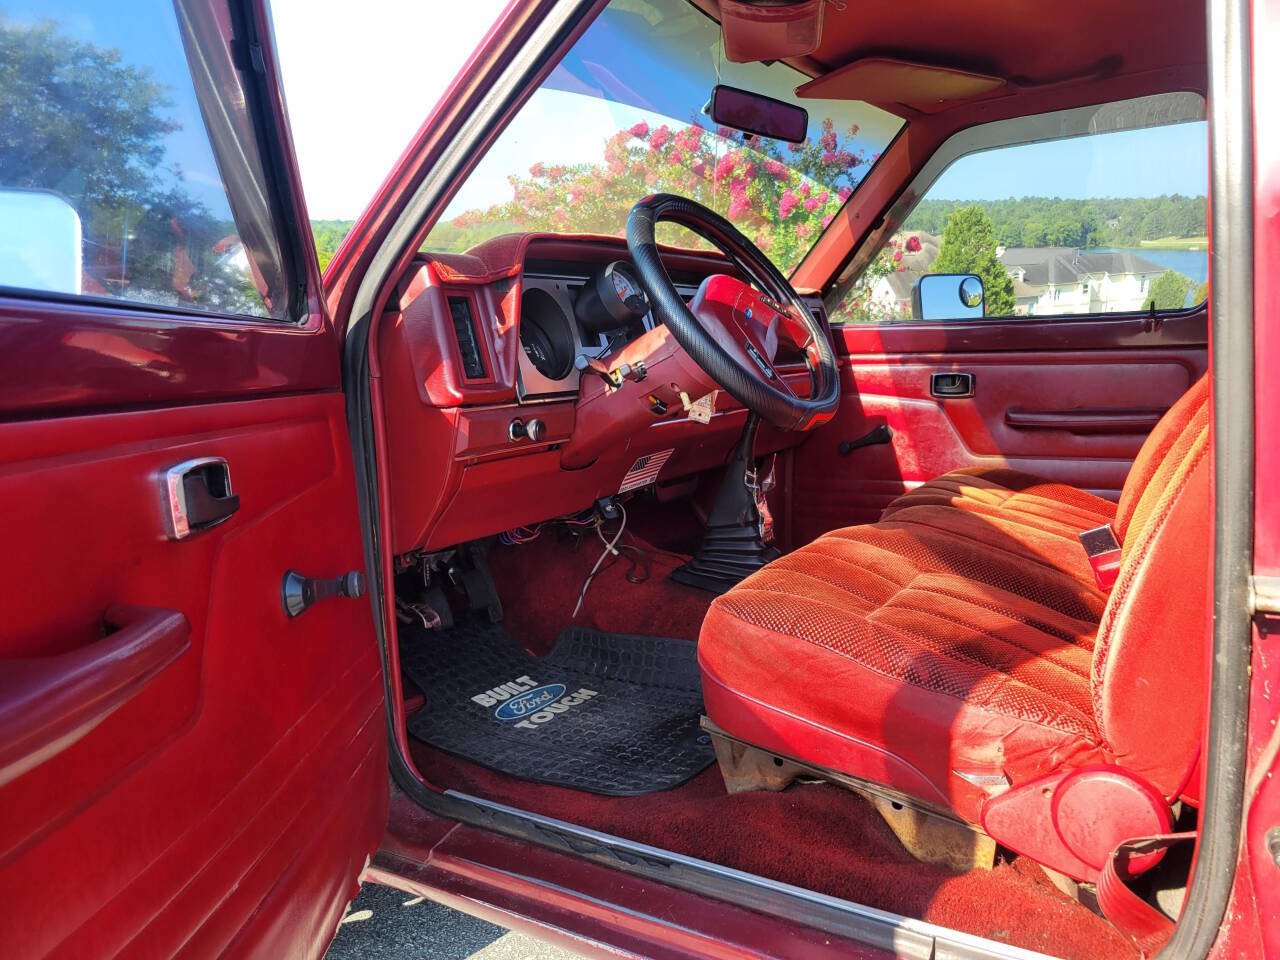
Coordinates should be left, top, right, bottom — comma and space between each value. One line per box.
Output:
1223, 0, 1280, 955
374, 789, 889, 960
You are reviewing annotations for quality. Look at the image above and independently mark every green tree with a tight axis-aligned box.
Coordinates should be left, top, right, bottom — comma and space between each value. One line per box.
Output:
931, 206, 1016, 316
0, 18, 262, 313
1192, 279, 1209, 305
429, 117, 871, 272
1021, 220, 1047, 247
902, 195, 1206, 248
310, 219, 355, 270
1147, 269, 1194, 310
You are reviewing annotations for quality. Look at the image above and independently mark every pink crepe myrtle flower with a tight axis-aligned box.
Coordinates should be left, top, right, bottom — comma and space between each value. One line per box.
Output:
629, 121, 650, 138
691, 160, 708, 178
795, 222, 811, 239
763, 159, 788, 180
798, 182, 811, 197
838, 187, 852, 202
778, 188, 798, 219
817, 191, 830, 204
650, 124, 671, 150
819, 120, 838, 153
529, 162, 546, 177
893, 250, 903, 262
670, 149, 683, 164
803, 197, 820, 212
714, 153, 738, 179
905, 235, 922, 252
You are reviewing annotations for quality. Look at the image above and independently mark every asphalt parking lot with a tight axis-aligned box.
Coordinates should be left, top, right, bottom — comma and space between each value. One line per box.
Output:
324, 883, 585, 960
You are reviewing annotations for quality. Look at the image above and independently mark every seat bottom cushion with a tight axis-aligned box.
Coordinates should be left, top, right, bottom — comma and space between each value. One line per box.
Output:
698, 513, 1113, 822
882, 467, 1117, 541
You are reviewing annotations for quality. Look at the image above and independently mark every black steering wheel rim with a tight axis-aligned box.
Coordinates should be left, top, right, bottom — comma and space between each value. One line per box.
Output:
626, 193, 840, 431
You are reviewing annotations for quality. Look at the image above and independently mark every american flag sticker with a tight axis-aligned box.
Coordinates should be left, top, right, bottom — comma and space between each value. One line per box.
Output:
619, 448, 674, 493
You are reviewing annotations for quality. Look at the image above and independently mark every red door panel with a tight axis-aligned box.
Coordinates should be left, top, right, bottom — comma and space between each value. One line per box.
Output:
0, 393, 386, 958
790, 314, 1207, 544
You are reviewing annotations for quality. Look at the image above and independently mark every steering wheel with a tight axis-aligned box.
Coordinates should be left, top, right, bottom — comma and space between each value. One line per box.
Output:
627, 194, 840, 432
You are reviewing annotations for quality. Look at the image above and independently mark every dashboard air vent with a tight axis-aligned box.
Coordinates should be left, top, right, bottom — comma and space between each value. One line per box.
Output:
447, 296, 487, 380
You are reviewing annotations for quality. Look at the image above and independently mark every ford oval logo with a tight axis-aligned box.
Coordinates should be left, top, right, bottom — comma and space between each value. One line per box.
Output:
493, 683, 567, 721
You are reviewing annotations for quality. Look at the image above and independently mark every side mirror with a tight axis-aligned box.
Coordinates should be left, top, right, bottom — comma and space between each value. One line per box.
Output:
912, 273, 984, 321
0, 189, 82, 295
709, 84, 808, 144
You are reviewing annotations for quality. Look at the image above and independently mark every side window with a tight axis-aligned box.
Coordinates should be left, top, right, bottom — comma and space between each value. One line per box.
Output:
832, 98, 1207, 324
0, 2, 291, 320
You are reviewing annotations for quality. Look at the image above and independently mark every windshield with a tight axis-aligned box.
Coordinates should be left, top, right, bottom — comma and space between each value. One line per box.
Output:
424, 0, 905, 273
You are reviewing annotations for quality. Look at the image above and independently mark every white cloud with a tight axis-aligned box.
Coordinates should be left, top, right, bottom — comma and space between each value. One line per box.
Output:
269, 0, 509, 220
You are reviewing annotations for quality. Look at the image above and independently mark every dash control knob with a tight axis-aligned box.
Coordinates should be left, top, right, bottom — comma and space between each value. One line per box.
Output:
508, 418, 548, 443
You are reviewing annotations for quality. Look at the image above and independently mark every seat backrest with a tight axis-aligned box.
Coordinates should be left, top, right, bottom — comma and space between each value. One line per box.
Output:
1092, 374, 1211, 799
1113, 373, 1211, 544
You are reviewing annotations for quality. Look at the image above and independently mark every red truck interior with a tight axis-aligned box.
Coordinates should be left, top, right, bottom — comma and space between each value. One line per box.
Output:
0, 0, 1237, 956
357, 2, 1215, 957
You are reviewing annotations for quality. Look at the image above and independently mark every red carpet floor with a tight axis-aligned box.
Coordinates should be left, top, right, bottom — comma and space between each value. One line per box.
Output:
406, 506, 1138, 960
413, 744, 1135, 960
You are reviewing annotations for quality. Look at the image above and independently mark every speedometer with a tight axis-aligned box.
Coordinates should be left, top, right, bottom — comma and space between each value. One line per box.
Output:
574, 260, 650, 334
612, 267, 639, 303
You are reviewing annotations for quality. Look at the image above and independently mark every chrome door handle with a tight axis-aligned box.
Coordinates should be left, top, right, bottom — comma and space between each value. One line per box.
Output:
162, 457, 239, 539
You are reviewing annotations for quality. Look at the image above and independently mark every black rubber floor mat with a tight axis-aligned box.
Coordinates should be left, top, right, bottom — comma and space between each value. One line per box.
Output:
399, 619, 714, 796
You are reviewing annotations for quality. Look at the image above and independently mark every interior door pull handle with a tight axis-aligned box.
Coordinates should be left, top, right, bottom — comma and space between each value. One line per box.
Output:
1005, 408, 1167, 434
0, 605, 190, 788
931, 372, 974, 398
163, 457, 239, 539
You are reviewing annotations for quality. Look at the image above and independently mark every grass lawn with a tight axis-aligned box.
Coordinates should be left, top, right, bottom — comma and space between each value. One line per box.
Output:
1139, 236, 1209, 250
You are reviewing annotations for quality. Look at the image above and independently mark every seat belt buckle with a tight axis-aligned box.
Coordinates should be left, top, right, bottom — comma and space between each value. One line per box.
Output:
1079, 524, 1122, 591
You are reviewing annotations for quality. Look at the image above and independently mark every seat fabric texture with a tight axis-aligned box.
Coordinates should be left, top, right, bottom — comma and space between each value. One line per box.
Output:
699, 373, 1210, 824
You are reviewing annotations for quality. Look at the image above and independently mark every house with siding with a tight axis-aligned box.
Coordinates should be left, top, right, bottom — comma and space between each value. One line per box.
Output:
997, 247, 1166, 315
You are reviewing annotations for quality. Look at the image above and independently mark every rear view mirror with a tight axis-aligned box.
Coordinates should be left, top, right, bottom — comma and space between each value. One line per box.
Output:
913, 273, 984, 321
710, 84, 808, 144
0, 190, 82, 295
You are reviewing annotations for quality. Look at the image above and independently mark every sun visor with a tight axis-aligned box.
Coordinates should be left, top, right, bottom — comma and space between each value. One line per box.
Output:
796, 57, 1007, 115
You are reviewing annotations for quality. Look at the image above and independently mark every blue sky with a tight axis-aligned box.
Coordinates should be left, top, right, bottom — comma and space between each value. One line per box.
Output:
926, 122, 1208, 201
14, 0, 1208, 222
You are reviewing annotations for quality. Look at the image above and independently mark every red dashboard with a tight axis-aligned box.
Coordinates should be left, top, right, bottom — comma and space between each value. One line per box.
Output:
375, 234, 819, 556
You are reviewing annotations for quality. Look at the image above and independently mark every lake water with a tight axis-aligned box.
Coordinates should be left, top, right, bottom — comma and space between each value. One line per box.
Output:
1094, 246, 1208, 285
